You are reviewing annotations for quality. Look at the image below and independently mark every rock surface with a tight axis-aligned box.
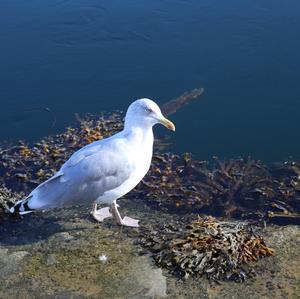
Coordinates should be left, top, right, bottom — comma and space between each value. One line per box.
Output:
0, 201, 299, 299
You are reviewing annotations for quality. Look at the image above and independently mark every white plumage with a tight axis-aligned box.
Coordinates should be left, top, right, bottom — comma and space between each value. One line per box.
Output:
10, 98, 175, 227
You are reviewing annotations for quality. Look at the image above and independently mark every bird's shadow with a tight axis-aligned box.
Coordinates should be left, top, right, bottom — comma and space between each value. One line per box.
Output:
0, 206, 90, 246
0, 214, 63, 246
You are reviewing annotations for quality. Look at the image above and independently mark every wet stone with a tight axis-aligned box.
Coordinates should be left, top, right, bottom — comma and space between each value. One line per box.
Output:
56, 232, 74, 241
0, 248, 29, 278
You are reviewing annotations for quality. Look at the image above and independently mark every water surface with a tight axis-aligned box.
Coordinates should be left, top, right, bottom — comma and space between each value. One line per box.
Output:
1, 0, 300, 162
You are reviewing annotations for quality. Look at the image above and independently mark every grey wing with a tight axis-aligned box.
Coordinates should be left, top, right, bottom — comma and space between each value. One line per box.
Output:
63, 142, 134, 193
27, 138, 133, 209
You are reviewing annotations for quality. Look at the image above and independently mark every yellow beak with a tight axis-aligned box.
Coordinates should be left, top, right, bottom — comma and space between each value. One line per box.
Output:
160, 117, 176, 131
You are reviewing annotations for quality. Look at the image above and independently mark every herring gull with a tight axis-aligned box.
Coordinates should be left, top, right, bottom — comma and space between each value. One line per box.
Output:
9, 99, 175, 227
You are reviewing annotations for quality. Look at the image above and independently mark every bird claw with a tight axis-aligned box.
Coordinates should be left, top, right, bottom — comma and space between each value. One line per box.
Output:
91, 207, 112, 222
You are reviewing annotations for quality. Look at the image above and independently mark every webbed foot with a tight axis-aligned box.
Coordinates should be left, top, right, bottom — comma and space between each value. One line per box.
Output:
120, 216, 139, 227
91, 206, 112, 222
110, 201, 139, 227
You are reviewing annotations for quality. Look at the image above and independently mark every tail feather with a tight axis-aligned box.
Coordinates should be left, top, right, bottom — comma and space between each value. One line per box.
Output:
9, 199, 34, 215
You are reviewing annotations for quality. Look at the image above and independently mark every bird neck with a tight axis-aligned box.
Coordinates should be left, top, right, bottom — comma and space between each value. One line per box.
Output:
123, 123, 154, 146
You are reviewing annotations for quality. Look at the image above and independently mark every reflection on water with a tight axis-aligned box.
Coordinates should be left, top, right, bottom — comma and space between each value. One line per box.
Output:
0, 1, 300, 161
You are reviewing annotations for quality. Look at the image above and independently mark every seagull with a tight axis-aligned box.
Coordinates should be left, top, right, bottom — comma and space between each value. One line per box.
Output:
9, 99, 175, 227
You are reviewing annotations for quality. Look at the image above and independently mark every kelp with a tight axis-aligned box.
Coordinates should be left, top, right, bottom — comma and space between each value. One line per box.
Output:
133, 154, 300, 223
161, 87, 204, 116
140, 216, 274, 281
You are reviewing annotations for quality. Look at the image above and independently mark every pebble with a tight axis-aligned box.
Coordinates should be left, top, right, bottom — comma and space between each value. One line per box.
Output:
46, 254, 58, 265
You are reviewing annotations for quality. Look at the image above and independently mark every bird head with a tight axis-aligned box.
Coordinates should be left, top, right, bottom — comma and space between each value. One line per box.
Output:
125, 98, 175, 131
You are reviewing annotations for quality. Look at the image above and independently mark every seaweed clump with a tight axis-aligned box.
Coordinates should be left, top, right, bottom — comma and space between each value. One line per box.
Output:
0, 112, 123, 193
0, 185, 23, 216
140, 216, 274, 281
134, 154, 300, 223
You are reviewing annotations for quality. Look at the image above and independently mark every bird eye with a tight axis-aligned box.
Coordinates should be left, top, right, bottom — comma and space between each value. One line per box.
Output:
145, 107, 153, 113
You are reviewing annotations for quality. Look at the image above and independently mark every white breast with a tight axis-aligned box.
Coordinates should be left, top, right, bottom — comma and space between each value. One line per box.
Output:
96, 127, 154, 204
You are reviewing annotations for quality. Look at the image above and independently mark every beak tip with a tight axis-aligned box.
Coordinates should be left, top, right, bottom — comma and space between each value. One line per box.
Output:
161, 117, 175, 132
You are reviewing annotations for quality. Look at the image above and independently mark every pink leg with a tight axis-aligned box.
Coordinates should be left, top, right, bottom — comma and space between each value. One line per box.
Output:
111, 201, 139, 227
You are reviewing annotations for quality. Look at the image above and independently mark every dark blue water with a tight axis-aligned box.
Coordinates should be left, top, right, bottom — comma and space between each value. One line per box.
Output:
1, 0, 300, 162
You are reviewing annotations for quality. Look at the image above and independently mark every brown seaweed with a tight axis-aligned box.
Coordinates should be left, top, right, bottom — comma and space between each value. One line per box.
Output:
161, 87, 204, 116
131, 154, 300, 224
140, 216, 274, 281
